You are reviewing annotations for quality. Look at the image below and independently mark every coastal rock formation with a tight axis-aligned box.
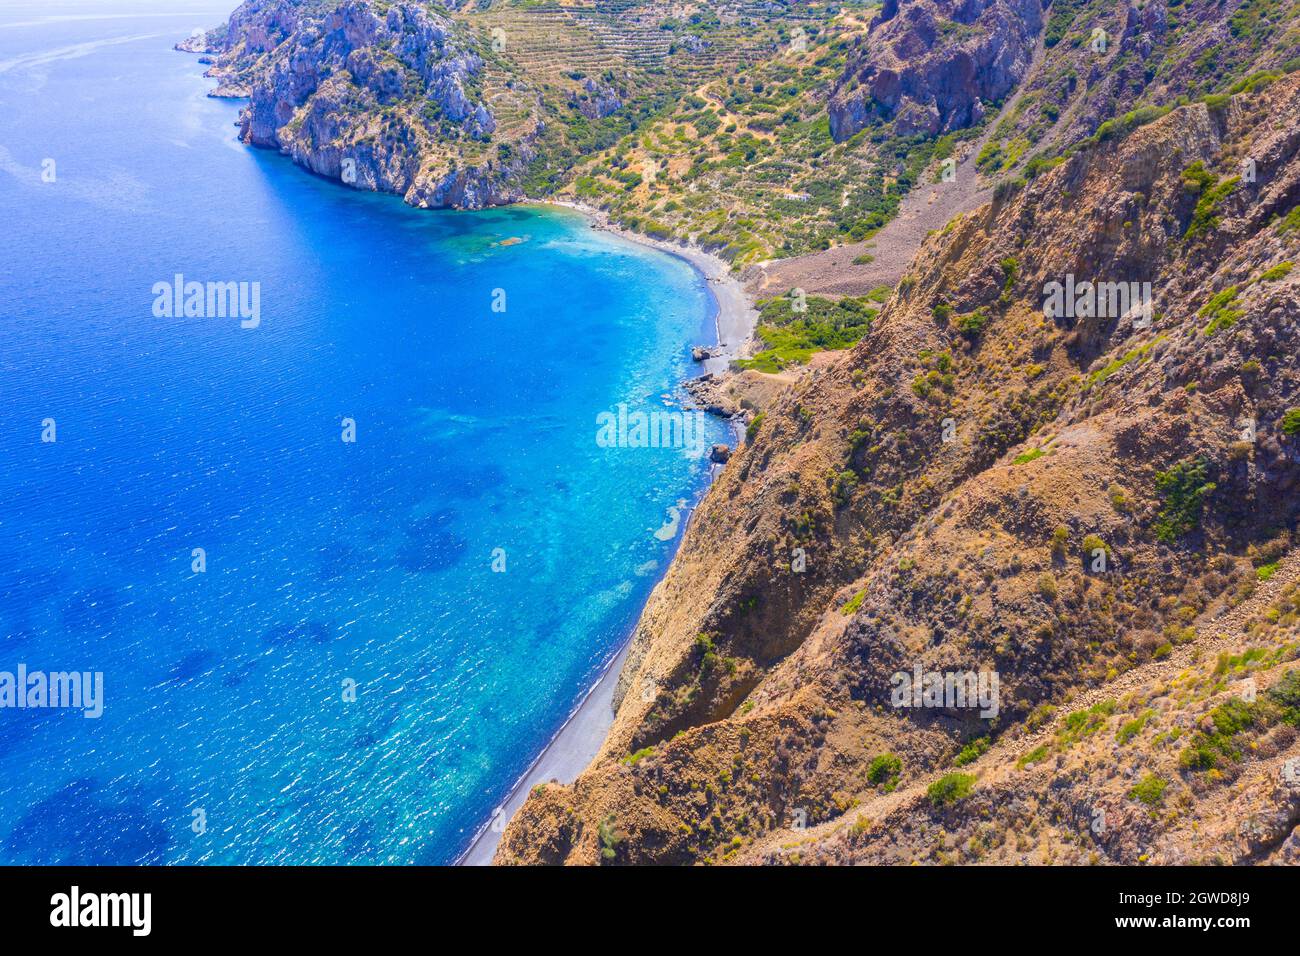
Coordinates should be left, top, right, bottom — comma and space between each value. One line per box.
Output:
828, 0, 1044, 141
192, 0, 541, 209
497, 73, 1300, 865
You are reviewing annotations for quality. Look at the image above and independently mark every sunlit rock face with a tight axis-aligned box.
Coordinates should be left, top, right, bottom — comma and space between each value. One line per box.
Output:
828, 0, 1043, 142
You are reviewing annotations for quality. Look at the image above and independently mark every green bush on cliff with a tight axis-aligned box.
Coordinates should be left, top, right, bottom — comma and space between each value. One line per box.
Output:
840, 588, 866, 616
597, 814, 624, 862
1044, 0, 1088, 47
1153, 457, 1215, 543
1175, 668, 1300, 772
956, 308, 990, 337
1116, 710, 1153, 745
1129, 774, 1168, 807
953, 737, 989, 767
1199, 285, 1244, 336
1180, 696, 1257, 770
1182, 162, 1240, 240
622, 746, 655, 767
867, 753, 902, 791
999, 257, 1018, 303
927, 772, 976, 807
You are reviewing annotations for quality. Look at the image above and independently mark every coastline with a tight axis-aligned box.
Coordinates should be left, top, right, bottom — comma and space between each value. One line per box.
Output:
538, 199, 759, 379
181, 28, 757, 861
457, 204, 757, 865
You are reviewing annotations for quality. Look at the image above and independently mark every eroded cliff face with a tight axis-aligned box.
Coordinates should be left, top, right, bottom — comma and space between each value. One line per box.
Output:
191, 0, 539, 209
497, 72, 1300, 865
828, 0, 1045, 141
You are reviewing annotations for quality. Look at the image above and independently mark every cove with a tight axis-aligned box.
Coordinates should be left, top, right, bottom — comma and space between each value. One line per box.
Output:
0, 6, 725, 864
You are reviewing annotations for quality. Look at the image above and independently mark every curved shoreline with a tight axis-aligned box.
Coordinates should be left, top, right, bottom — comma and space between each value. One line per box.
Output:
535, 200, 758, 379
456, 211, 756, 865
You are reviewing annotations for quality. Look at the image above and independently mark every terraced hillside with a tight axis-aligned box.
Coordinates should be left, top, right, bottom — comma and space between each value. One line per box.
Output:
193, 0, 1300, 271
547, 8, 973, 266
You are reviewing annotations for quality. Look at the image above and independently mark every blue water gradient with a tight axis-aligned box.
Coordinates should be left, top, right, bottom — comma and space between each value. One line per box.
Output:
0, 2, 723, 863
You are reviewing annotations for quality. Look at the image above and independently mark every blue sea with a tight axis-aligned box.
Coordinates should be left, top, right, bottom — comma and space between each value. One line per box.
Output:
0, 0, 723, 864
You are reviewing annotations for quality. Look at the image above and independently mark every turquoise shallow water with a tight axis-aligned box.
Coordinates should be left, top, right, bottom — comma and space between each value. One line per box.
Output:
0, 1, 723, 863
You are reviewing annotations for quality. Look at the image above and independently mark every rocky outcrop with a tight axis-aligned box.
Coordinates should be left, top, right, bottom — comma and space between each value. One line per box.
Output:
828, 0, 1044, 141
193, 0, 540, 210
570, 77, 622, 120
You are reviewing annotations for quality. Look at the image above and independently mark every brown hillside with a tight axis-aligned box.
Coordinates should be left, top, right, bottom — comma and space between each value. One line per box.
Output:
496, 72, 1300, 865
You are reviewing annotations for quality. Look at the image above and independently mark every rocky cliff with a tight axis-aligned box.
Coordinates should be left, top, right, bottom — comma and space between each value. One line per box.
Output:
828, 0, 1045, 141
189, 0, 540, 209
497, 69, 1300, 865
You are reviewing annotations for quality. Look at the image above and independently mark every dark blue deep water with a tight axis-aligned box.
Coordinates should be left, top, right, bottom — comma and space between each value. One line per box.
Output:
0, 1, 722, 863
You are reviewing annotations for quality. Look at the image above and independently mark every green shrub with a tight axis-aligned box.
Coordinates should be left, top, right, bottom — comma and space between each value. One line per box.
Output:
1040, 0, 1092, 47
956, 308, 990, 337
597, 815, 623, 862
622, 746, 655, 766
1116, 711, 1153, 745
1059, 700, 1116, 747
953, 737, 989, 767
1129, 774, 1168, 807
1280, 408, 1300, 436
1082, 534, 1110, 562
999, 257, 1018, 303
927, 772, 976, 806
1179, 695, 1258, 770
1182, 162, 1239, 240
1051, 525, 1070, 560
1017, 744, 1049, 768
834, 468, 860, 505
1199, 285, 1244, 336
1153, 457, 1215, 543
737, 294, 878, 371
867, 753, 902, 790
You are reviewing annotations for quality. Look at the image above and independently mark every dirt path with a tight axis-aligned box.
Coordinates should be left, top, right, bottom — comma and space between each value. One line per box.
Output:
747, 32, 1049, 299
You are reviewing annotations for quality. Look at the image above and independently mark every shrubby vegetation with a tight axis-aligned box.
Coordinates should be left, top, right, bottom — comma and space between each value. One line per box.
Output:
1153, 457, 1215, 543
927, 772, 976, 806
737, 293, 882, 372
